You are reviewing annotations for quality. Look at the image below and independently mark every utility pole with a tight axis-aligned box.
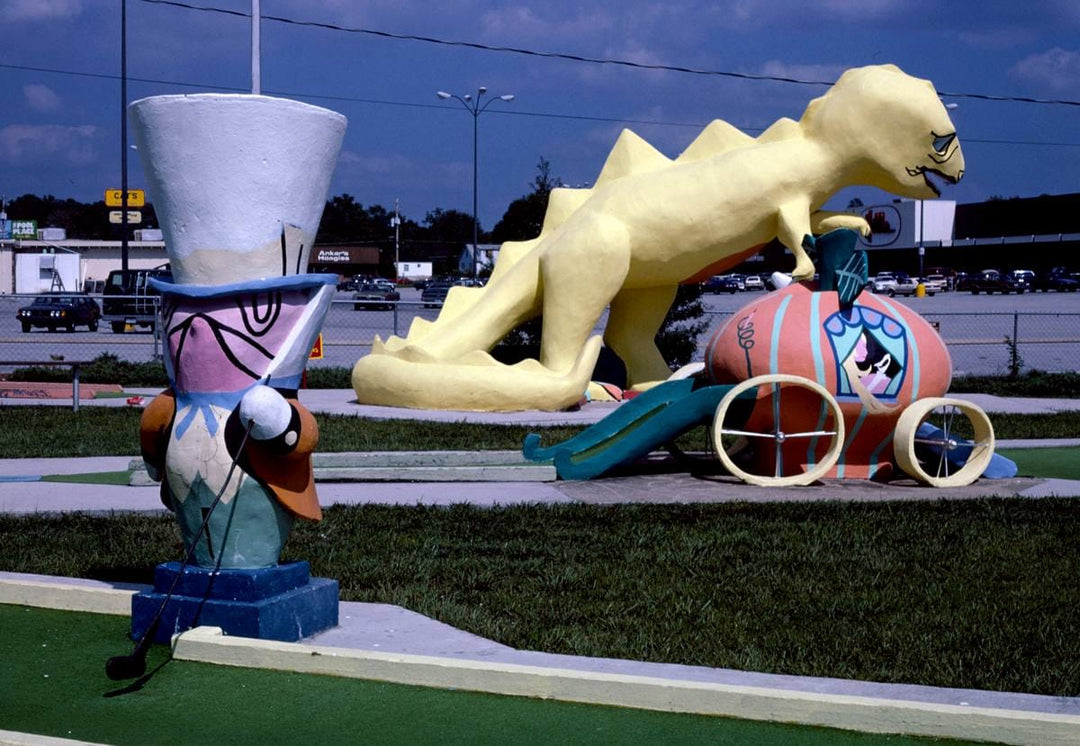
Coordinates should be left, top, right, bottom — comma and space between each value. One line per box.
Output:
120, 0, 129, 272
391, 198, 401, 280
251, 0, 261, 94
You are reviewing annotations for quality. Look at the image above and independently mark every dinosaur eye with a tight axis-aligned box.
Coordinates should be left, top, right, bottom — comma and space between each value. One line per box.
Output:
932, 132, 956, 154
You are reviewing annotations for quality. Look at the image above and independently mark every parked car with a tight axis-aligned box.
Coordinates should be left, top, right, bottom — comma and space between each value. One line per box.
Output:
370, 278, 397, 293
420, 280, 460, 307
352, 282, 400, 310
743, 275, 765, 291
1032, 267, 1080, 292
968, 269, 1024, 295
337, 275, 366, 292
17, 293, 101, 332
886, 273, 923, 297
101, 266, 172, 333
703, 275, 740, 294
922, 274, 947, 294
924, 266, 956, 290
1011, 269, 1035, 290
871, 272, 897, 294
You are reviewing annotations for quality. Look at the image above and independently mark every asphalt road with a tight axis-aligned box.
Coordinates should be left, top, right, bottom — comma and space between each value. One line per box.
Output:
2, 285, 1079, 375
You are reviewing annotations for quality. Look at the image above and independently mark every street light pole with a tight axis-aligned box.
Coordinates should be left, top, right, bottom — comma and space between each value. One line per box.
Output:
120, 0, 129, 272
436, 86, 514, 279
251, 0, 260, 94
391, 197, 401, 279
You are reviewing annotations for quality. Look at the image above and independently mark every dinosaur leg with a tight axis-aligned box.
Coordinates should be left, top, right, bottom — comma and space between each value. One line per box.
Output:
413, 252, 544, 359
538, 220, 631, 376
777, 198, 816, 280
605, 284, 678, 389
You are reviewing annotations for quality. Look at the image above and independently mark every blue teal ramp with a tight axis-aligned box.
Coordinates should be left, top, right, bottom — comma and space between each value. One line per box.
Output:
523, 379, 749, 480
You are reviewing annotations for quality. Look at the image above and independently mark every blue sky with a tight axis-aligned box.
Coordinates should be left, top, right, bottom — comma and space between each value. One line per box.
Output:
2, 0, 1079, 232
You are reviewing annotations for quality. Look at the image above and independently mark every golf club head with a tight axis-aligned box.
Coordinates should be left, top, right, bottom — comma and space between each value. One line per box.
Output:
105, 653, 147, 681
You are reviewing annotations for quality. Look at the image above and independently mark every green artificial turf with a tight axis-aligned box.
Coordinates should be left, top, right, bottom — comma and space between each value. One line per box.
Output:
3, 499, 1079, 697
0, 605, 971, 745
997, 447, 1080, 480
41, 471, 132, 486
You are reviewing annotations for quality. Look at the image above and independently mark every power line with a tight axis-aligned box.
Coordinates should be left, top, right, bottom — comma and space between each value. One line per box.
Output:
0, 62, 701, 127
4, 62, 1080, 149
141, 0, 1080, 108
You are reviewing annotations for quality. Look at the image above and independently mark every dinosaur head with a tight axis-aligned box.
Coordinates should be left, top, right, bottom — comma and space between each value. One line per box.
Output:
802, 64, 964, 199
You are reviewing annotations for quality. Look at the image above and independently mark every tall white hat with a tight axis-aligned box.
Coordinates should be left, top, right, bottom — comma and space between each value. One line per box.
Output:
129, 94, 347, 286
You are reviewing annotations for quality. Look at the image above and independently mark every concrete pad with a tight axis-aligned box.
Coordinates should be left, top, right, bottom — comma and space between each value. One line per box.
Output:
0, 457, 133, 478
998, 439, 1080, 449
0, 729, 107, 745
296, 389, 619, 425
315, 481, 574, 506
554, 472, 1078, 504
0, 482, 167, 515
950, 393, 1080, 415
0, 572, 142, 615
1019, 479, 1080, 498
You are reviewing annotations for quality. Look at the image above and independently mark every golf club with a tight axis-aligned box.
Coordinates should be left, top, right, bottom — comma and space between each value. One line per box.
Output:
106, 416, 255, 680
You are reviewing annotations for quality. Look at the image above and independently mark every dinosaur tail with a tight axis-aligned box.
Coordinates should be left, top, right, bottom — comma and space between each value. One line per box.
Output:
351, 336, 603, 412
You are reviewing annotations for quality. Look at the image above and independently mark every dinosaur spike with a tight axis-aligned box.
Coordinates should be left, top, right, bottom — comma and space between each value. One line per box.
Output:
407, 316, 433, 337
592, 129, 672, 189
537, 187, 593, 236
756, 117, 802, 143
676, 119, 754, 163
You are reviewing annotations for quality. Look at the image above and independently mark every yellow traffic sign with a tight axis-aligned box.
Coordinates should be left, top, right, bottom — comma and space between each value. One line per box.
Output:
105, 189, 145, 207
109, 211, 143, 224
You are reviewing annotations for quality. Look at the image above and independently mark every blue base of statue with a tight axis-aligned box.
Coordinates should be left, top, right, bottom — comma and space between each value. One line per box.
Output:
130, 561, 339, 644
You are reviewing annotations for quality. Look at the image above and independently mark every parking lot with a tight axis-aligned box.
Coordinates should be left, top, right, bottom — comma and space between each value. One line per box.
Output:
2, 285, 1079, 377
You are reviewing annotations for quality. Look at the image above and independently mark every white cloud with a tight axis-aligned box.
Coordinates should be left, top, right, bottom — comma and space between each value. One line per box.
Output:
479, 5, 614, 45
0, 124, 98, 166
1010, 48, 1080, 94
23, 84, 62, 113
0, 0, 81, 23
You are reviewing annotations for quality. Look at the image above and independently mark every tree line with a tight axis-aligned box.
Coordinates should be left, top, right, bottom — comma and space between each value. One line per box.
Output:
4, 157, 559, 250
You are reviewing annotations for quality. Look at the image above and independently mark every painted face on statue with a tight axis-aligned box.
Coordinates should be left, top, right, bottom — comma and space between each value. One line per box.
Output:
162, 290, 312, 394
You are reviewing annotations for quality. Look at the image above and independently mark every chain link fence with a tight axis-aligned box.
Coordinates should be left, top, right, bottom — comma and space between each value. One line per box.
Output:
1, 293, 1078, 378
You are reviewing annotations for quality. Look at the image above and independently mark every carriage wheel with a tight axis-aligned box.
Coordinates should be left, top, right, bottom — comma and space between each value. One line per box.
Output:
893, 398, 995, 487
711, 374, 845, 487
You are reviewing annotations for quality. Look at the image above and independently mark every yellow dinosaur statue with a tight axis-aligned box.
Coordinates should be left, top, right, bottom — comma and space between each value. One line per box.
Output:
352, 64, 964, 411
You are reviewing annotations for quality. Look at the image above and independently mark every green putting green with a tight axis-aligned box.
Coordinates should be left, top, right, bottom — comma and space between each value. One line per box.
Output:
997, 446, 1080, 480
0, 605, 978, 745
41, 471, 132, 485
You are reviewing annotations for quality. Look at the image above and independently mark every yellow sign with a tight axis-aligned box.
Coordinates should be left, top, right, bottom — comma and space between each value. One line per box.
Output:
105, 189, 145, 207
108, 210, 143, 224
309, 333, 324, 359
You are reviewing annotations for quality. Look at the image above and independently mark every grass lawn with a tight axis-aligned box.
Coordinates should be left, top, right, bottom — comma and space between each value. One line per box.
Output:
0, 605, 984, 746
3, 499, 1078, 698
